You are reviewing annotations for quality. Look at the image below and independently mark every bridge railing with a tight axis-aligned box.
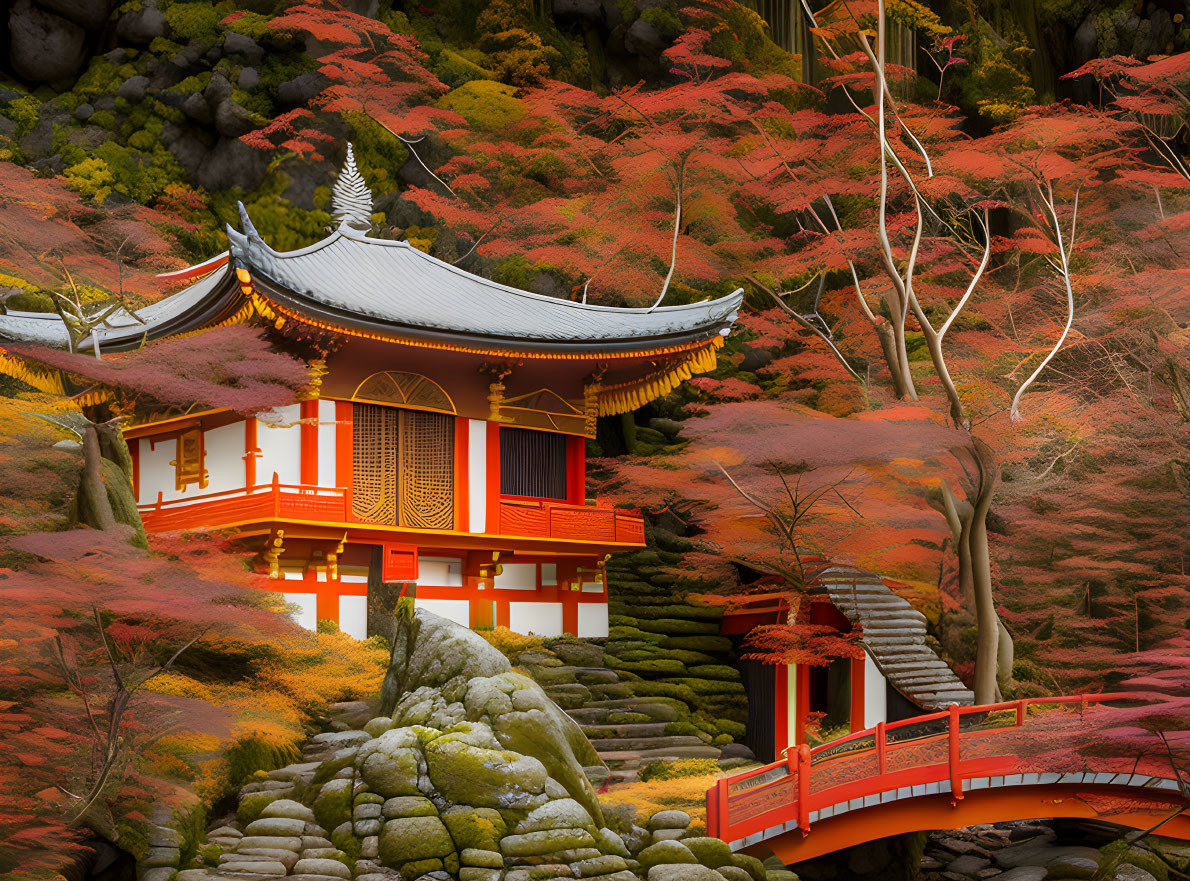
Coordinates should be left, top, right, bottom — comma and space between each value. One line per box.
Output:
707, 693, 1128, 846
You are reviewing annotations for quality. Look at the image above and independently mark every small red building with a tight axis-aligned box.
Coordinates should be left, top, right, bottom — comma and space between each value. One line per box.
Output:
0, 146, 742, 641
726, 565, 975, 761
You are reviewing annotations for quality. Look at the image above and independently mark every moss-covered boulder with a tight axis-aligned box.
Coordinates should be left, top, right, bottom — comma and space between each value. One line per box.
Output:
441, 805, 507, 852
639, 840, 699, 868
378, 815, 455, 866
355, 727, 429, 797
423, 726, 548, 809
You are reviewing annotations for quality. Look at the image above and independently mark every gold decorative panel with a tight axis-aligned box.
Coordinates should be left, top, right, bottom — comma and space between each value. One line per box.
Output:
353, 371, 455, 414
352, 403, 398, 524
399, 410, 455, 530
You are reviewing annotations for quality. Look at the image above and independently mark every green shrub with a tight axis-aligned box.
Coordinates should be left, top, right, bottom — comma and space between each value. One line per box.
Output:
439, 80, 525, 131
640, 7, 682, 36
4, 290, 55, 312
712, 733, 733, 746
317, 618, 340, 634
687, 664, 741, 682
65, 157, 116, 204
639, 758, 719, 782
434, 49, 496, 88
164, 2, 223, 43
714, 718, 746, 739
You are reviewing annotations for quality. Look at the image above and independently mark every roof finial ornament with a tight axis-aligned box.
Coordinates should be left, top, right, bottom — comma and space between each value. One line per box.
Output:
236, 200, 262, 240
332, 142, 374, 232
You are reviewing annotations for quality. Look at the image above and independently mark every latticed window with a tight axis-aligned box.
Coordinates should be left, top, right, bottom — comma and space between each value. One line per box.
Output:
398, 410, 455, 529
500, 426, 566, 500
352, 403, 454, 529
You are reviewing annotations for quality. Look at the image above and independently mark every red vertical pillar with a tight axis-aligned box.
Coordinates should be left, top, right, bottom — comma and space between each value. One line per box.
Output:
774, 664, 789, 758
561, 588, 578, 637
850, 655, 866, 732
566, 434, 585, 505
795, 664, 811, 746
335, 402, 353, 518
129, 438, 140, 501
300, 399, 318, 486
244, 417, 258, 488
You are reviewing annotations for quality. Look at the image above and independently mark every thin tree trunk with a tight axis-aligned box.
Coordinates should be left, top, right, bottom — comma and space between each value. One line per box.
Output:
79, 425, 117, 532
969, 443, 1000, 704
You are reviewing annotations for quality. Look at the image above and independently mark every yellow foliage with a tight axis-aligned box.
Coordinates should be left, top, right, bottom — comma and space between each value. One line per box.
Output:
600, 769, 726, 830
142, 671, 215, 703
479, 626, 544, 663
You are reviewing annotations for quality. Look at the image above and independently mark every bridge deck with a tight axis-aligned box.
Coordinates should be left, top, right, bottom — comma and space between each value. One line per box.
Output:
707, 695, 1190, 860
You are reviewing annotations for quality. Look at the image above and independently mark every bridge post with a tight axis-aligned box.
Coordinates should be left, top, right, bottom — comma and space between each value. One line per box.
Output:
1015, 700, 1025, 725
876, 721, 886, 774
948, 703, 963, 800
797, 743, 811, 832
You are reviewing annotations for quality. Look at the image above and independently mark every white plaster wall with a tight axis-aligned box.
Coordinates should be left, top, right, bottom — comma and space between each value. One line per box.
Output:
257, 404, 302, 485
416, 558, 462, 586
495, 563, 537, 590
339, 594, 368, 640
203, 420, 246, 494
468, 418, 487, 533
509, 601, 563, 637
284, 591, 317, 631
416, 598, 471, 628
863, 651, 888, 729
138, 436, 185, 503
786, 663, 798, 754
541, 563, 557, 585
317, 399, 337, 488
576, 603, 609, 638
581, 580, 603, 593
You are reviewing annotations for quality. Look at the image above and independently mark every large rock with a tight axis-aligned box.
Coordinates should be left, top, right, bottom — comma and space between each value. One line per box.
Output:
638, 841, 698, 868
384, 610, 606, 826
355, 728, 429, 798
423, 725, 548, 809
8, 0, 86, 84
377, 816, 455, 867
649, 867, 727, 881
117, 3, 166, 45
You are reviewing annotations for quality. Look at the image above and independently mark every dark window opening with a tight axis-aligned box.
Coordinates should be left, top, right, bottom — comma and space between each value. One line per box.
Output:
500, 426, 567, 499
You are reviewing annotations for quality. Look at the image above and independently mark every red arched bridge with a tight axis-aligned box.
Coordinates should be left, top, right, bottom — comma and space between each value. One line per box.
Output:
707, 695, 1190, 862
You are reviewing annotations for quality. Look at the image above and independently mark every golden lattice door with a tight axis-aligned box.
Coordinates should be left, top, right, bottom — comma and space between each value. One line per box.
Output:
352, 403, 399, 524
398, 410, 454, 530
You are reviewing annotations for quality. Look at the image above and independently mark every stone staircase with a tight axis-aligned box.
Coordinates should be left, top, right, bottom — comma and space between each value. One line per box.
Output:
519, 649, 733, 786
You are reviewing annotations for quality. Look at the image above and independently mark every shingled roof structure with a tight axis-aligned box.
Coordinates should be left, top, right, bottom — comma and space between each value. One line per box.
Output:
226, 209, 742, 354
816, 565, 975, 709
0, 210, 741, 357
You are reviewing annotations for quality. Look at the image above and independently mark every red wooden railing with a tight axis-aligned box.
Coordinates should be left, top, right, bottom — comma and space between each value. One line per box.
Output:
138, 477, 647, 546
138, 475, 349, 533
707, 693, 1129, 845
498, 498, 646, 544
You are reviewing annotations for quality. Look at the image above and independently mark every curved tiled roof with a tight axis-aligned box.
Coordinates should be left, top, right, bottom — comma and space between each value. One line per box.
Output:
228, 206, 742, 354
0, 268, 236, 353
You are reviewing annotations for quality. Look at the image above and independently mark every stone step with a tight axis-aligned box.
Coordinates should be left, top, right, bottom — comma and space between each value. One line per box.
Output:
584, 734, 707, 752
582, 722, 670, 739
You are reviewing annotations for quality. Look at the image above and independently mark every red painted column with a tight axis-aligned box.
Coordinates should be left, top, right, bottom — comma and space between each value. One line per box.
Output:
244, 417, 258, 488
561, 588, 579, 637
300, 399, 318, 486
850, 656, 866, 732
335, 402, 353, 519
774, 663, 789, 759
795, 664, 811, 746
566, 434, 585, 505
486, 421, 501, 534
949, 703, 964, 800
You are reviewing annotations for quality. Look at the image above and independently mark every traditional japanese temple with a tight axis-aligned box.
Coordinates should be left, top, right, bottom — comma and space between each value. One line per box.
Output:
0, 145, 742, 641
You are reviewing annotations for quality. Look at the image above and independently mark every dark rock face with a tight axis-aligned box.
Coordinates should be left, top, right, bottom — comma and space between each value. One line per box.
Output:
277, 71, 330, 108
115, 3, 166, 46
116, 75, 150, 102
8, 0, 88, 84
39, 0, 113, 30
